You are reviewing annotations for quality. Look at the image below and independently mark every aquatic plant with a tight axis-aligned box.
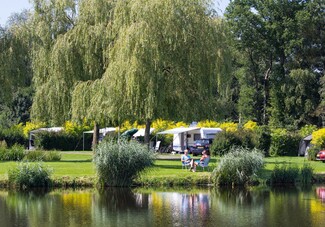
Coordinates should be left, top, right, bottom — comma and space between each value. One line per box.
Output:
94, 139, 156, 187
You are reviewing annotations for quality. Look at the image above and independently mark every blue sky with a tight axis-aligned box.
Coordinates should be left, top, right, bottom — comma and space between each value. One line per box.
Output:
0, 0, 230, 26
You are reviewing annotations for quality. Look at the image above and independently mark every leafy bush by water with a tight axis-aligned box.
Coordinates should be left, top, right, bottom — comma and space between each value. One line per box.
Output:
8, 162, 52, 188
94, 139, 156, 187
0, 144, 25, 161
212, 147, 264, 186
270, 164, 299, 185
300, 163, 313, 185
270, 163, 314, 185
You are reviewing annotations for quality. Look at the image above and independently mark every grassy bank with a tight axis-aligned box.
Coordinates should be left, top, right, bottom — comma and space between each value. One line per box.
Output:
1, 152, 325, 187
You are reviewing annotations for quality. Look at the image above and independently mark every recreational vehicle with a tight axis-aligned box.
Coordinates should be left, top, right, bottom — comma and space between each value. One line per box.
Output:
157, 127, 222, 153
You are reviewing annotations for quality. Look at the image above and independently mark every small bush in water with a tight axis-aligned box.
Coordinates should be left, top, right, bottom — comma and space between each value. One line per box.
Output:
270, 163, 314, 185
8, 162, 52, 188
212, 147, 264, 186
94, 139, 156, 187
300, 163, 313, 185
270, 164, 299, 185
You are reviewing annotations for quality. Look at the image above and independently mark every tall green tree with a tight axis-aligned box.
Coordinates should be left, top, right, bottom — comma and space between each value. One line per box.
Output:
0, 11, 33, 127
102, 0, 225, 143
225, 0, 324, 127
30, 0, 78, 125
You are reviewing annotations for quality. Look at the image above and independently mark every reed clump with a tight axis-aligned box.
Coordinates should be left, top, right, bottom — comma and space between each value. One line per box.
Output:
212, 147, 264, 186
94, 139, 156, 187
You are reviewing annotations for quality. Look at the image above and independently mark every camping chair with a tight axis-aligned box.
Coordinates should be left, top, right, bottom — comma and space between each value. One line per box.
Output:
154, 141, 161, 152
182, 160, 191, 169
197, 157, 210, 171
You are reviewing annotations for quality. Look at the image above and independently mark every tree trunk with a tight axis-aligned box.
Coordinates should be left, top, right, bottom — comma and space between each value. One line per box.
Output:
92, 122, 100, 152
144, 119, 151, 149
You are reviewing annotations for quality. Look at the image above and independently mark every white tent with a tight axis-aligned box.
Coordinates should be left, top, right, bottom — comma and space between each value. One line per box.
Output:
83, 127, 116, 136
29, 127, 64, 150
132, 128, 155, 137
82, 127, 116, 150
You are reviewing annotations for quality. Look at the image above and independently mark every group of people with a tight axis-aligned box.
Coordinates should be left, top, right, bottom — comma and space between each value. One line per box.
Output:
181, 149, 210, 172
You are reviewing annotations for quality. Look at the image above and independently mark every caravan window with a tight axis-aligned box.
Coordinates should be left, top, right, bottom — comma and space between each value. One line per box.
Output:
194, 134, 201, 141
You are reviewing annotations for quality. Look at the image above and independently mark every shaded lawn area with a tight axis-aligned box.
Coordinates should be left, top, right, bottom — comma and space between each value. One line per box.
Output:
0, 152, 325, 182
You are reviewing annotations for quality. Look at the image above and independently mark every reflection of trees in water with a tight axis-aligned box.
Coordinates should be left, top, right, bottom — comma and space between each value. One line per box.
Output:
213, 187, 269, 207
0, 188, 95, 227
0, 189, 52, 227
210, 187, 270, 226
95, 187, 148, 211
92, 187, 151, 226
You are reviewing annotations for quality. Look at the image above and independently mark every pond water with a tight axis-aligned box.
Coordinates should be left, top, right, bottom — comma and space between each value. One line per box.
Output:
1, 185, 325, 227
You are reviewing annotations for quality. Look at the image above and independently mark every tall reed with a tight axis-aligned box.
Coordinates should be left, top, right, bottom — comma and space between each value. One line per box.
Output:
270, 164, 299, 185
94, 139, 156, 187
8, 162, 53, 188
300, 163, 314, 185
212, 147, 264, 186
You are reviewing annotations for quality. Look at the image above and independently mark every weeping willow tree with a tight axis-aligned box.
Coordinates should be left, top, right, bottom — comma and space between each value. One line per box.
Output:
99, 0, 227, 143
31, 0, 115, 125
0, 11, 33, 127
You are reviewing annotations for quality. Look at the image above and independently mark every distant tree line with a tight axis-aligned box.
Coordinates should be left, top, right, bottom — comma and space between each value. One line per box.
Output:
0, 0, 324, 141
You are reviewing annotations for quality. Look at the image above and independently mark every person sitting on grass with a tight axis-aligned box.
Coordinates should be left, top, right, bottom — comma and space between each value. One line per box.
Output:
181, 149, 192, 167
190, 149, 210, 172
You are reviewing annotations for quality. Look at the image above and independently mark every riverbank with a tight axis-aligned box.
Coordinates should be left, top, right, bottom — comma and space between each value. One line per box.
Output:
1, 152, 325, 188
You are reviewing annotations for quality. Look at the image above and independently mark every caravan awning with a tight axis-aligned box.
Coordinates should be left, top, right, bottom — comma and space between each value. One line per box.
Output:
30, 127, 64, 134
83, 127, 116, 135
133, 128, 155, 137
157, 127, 200, 135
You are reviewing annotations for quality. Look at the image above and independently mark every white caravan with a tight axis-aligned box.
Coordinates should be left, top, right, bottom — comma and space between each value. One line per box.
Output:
157, 127, 222, 153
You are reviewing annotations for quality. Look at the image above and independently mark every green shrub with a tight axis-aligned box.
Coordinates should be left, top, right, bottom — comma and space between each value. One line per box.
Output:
300, 163, 313, 185
34, 131, 92, 151
269, 129, 300, 156
94, 139, 156, 187
24, 150, 45, 161
307, 146, 319, 161
250, 126, 271, 155
211, 131, 242, 156
8, 162, 52, 188
0, 125, 28, 148
211, 147, 264, 186
44, 151, 61, 161
0, 144, 25, 161
269, 164, 299, 185
24, 150, 61, 161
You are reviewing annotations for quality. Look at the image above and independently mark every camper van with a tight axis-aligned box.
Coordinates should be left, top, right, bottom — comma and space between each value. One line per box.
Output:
157, 127, 222, 153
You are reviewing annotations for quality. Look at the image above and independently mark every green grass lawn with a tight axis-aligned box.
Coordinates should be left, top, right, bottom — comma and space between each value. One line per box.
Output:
1, 152, 325, 183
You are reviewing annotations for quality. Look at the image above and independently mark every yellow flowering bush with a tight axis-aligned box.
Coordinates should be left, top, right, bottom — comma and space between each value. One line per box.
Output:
197, 120, 220, 128
120, 120, 146, 133
23, 121, 46, 138
175, 121, 188, 128
219, 122, 238, 132
152, 119, 175, 132
311, 128, 325, 148
243, 120, 258, 131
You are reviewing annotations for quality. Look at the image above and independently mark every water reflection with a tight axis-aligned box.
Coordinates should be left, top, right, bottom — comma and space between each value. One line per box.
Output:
316, 187, 325, 202
0, 186, 325, 227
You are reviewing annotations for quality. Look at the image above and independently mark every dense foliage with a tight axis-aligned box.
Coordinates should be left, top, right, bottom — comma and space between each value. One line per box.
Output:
212, 147, 264, 186
34, 131, 92, 151
0, 144, 25, 161
8, 162, 52, 188
268, 163, 314, 186
0, 0, 324, 151
94, 139, 156, 187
